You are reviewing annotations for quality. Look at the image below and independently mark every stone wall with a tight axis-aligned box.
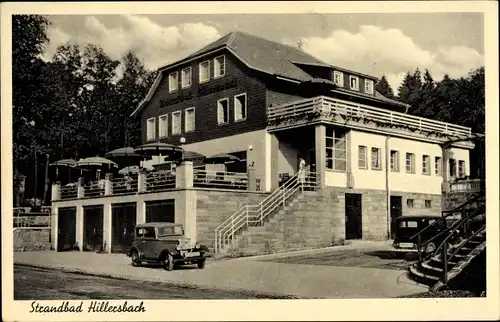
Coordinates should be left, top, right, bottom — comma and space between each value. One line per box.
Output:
14, 228, 51, 251
392, 191, 442, 217
195, 190, 270, 247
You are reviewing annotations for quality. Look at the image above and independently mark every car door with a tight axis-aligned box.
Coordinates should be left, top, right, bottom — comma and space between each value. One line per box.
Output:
141, 226, 157, 259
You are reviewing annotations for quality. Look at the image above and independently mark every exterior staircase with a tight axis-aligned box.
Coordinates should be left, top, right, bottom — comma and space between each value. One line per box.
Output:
214, 171, 319, 255
408, 193, 486, 291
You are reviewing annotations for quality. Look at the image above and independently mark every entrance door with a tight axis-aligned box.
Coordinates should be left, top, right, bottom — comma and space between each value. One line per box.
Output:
345, 193, 362, 239
145, 200, 175, 223
111, 203, 137, 253
57, 207, 76, 251
83, 206, 104, 252
390, 196, 403, 239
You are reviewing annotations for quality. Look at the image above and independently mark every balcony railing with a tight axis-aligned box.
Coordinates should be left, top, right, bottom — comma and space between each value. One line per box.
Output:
146, 171, 176, 192
443, 178, 484, 194
268, 96, 472, 137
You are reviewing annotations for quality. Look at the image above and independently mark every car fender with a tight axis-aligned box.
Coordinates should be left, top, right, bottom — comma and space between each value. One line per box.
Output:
160, 246, 179, 259
198, 245, 210, 253
129, 247, 141, 258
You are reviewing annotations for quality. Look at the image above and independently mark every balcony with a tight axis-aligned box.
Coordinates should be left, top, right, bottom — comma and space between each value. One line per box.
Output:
442, 178, 484, 194
267, 96, 472, 143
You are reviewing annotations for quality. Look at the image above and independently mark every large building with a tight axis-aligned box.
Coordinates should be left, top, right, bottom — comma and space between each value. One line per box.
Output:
50, 31, 475, 256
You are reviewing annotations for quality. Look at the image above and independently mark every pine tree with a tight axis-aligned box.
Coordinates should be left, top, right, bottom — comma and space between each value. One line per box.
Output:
397, 72, 413, 103
375, 75, 394, 98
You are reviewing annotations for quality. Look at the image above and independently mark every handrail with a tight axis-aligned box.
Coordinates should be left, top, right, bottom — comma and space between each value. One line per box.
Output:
419, 204, 485, 251
447, 224, 485, 260
409, 193, 484, 242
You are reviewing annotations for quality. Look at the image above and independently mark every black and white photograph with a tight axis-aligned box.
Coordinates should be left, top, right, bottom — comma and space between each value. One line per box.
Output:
2, 1, 499, 321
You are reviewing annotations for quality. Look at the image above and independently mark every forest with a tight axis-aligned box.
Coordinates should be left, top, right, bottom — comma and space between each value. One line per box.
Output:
12, 15, 485, 205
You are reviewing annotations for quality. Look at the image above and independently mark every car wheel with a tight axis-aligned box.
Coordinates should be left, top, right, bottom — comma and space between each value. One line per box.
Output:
163, 253, 174, 271
197, 259, 206, 269
131, 250, 141, 267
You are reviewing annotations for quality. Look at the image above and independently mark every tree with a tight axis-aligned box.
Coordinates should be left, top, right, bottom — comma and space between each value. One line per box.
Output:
116, 51, 155, 147
375, 75, 394, 98
397, 72, 413, 104
12, 15, 51, 202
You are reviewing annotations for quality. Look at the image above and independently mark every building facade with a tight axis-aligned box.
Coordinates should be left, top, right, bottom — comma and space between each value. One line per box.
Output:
50, 31, 475, 254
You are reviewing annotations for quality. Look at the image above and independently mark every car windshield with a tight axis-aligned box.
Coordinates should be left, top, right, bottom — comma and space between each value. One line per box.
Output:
157, 226, 183, 236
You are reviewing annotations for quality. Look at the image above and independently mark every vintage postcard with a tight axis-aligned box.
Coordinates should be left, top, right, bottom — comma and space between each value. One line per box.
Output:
1, 1, 499, 321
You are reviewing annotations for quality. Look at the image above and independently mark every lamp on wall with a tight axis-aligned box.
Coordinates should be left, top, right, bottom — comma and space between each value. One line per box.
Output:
180, 137, 186, 163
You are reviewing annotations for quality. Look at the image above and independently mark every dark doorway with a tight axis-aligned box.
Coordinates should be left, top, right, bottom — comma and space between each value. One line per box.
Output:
345, 193, 362, 240
57, 207, 76, 251
111, 203, 137, 253
145, 200, 175, 223
83, 205, 104, 252
390, 196, 403, 239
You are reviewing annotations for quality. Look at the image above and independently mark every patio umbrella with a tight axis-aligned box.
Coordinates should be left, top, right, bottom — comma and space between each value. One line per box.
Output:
118, 165, 140, 175
106, 147, 141, 158
106, 147, 142, 167
77, 156, 118, 178
182, 151, 205, 161
205, 153, 241, 164
49, 158, 78, 181
134, 142, 184, 157
134, 142, 184, 166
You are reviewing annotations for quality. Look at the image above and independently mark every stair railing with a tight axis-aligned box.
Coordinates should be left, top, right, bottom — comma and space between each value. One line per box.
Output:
432, 206, 486, 285
214, 171, 318, 253
410, 193, 484, 261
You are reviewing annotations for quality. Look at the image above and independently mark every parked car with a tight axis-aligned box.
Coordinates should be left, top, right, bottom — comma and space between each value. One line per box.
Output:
392, 215, 459, 254
127, 222, 210, 270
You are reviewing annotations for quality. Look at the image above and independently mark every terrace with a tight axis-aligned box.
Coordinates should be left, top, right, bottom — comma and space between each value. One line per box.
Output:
52, 165, 259, 201
268, 96, 472, 146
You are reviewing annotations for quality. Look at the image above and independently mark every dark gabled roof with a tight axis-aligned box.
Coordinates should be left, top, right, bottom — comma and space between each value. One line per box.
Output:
132, 31, 408, 117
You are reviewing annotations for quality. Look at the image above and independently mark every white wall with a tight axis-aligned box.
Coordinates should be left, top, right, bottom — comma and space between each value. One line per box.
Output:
329, 130, 472, 195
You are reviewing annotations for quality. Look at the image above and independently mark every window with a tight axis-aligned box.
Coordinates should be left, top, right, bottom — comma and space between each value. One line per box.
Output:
449, 158, 457, 177
458, 160, 466, 178
199, 61, 210, 83
143, 227, 156, 239
172, 111, 181, 135
435, 157, 442, 176
326, 127, 347, 171
159, 114, 168, 138
214, 55, 225, 78
407, 199, 414, 208
185, 107, 195, 132
217, 98, 229, 124
146, 117, 156, 141
364, 79, 374, 94
181, 67, 191, 88
425, 200, 432, 208
234, 93, 247, 121
371, 147, 381, 170
168, 72, 178, 92
333, 71, 344, 87
349, 76, 359, 90
422, 155, 430, 175
358, 145, 367, 169
406, 153, 415, 173
390, 150, 399, 172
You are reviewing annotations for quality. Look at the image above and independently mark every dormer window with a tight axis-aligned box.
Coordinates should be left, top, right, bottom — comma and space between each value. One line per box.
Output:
364, 79, 374, 94
349, 76, 359, 91
333, 71, 344, 87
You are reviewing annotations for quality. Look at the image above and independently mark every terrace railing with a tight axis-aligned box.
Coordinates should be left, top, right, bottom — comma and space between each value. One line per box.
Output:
146, 171, 176, 192
60, 184, 78, 199
193, 170, 248, 190
268, 96, 472, 137
111, 176, 139, 195
82, 180, 105, 198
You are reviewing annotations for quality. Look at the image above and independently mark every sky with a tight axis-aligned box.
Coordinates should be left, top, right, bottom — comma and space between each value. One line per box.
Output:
43, 13, 484, 94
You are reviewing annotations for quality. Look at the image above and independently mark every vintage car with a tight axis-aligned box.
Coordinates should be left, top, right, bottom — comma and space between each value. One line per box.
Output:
392, 215, 459, 254
127, 222, 210, 270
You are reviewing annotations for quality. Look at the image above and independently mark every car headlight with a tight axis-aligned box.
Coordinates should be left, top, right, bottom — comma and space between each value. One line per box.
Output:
195, 243, 200, 249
